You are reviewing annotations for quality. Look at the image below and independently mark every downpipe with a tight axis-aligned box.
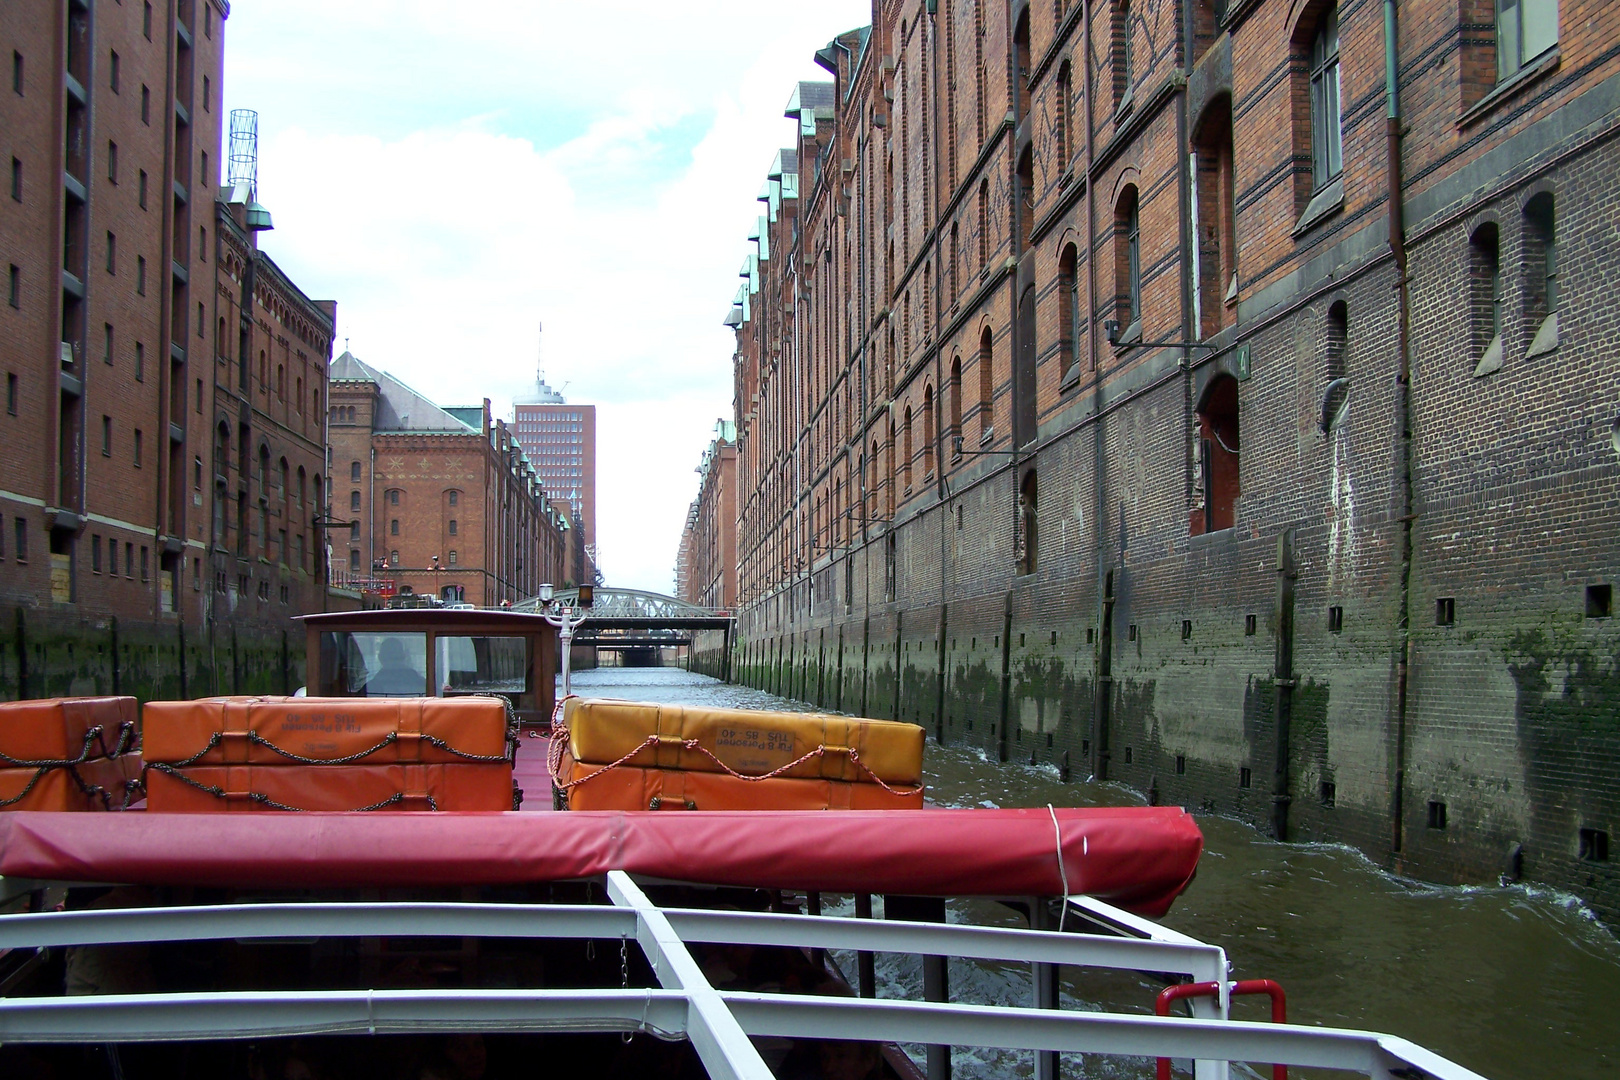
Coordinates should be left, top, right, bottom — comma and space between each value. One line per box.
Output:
1384, 0, 1416, 859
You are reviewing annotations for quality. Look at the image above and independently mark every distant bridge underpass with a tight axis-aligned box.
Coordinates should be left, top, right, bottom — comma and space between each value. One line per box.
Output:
512, 588, 734, 672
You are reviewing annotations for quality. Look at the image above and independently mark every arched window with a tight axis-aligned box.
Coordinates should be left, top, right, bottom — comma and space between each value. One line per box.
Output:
350, 460, 361, 482
949, 356, 963, 456
869, 439, 880, 521
1059, 245, 1080, 376
903, 405, 914, 494
1193, 375, 1241, 534
1523, 191, 1557, 345
923, 385, 936, 480
1019, 469, 1038, 576
1056, 62, 1072, 168
1114, 186, 1141, 333
1114, 1, 1134, 107
886, 419, 896, 517
1469, 226, 1503, 373
978, 180, 989, 269
1193, 94, 1236, 337
1013, 10, 1031, 119
978, 327, 994, 442
1325, 300, 1349, 380
349, 490, 361, 512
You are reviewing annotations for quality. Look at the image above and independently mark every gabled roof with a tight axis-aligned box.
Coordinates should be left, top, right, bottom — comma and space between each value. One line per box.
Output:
328, 351, 474, 433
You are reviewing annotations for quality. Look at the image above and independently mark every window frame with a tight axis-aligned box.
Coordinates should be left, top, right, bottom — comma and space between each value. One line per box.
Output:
1309, 9, 1343, 190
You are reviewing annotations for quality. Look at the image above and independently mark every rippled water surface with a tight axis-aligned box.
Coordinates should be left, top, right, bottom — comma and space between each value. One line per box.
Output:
566, 668, 1620, 1079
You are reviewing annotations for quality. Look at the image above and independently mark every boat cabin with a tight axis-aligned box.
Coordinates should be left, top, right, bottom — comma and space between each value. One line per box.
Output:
298, 609, 557, 727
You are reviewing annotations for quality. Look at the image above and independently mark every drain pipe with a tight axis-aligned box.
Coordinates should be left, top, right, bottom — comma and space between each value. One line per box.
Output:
1384, 0, 1416, 859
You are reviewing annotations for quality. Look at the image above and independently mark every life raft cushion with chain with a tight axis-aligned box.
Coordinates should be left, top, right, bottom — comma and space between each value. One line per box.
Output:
554, 741, 923, 811
144, 761, 517, 813
0, 696, 140, 766
0, 755, 143, 812
142, 696, 515, 767
563, 697, 925, 786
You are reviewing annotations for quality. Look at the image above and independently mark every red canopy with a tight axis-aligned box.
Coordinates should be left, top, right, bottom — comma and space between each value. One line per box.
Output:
0, 806, 1202, 916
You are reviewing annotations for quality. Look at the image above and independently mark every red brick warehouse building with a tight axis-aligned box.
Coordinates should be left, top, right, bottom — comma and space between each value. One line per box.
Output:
676, 419, 738, 610
328, 351, 568, 607
714, 1, 1620, 920
0, 0, 337, 698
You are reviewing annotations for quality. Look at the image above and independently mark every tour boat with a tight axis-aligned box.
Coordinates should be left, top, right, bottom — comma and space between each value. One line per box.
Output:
0, 607, 1491, 1080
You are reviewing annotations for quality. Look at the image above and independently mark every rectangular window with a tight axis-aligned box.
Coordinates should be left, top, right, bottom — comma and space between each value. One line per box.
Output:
1309, 10, 1343, 187
350, 491, 361, 511
197, 300, 204, 336
200, 151, 208, 186
1497, 0, 1559, 82
107, 141, 117, 183
140, 545, 149, 582
140, 85, 150, 124
143, 2, 152, 39
202, 75, 210, 112
91, 534, 102, 573
138, 169, 147, 209
109, 50, 119, 92
8, 264, 18, 308
106, 231, 116, 273
196, 378, 202, 413
1436, 597, 1456, 626
12, 51, 21, 95
103, 323, 113, 364
448, 550, 458, 566
16, 518, 28, 561
448, 519, 458, 536
101, 416, 111, 455
134, 341, 144, 381
133, 428, 143, 468
390, 518, 399, 536
199, 226, 207, 261
136, 255, 146, 295
10, 157, 19, 201
6, 373, 15, 414
125, 542, 133, 577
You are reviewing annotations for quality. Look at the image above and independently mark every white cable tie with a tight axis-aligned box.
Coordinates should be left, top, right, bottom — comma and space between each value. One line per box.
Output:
1047, 803, 1069, 934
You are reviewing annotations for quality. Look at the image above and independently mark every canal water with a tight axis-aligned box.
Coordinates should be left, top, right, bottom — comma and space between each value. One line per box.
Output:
564, 667, 1620, 1079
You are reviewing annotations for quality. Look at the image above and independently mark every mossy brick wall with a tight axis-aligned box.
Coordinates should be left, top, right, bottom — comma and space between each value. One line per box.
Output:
0, 607, 301, 705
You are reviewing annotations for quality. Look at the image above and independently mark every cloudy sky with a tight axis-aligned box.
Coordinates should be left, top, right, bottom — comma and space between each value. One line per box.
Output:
223, 1, 870, 593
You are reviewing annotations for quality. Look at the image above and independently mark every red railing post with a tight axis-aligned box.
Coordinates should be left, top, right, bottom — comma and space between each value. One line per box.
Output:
1155, 979, 1287, 1080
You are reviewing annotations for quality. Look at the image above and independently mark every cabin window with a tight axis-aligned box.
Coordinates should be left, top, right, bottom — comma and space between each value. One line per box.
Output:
319, 631, 427, 698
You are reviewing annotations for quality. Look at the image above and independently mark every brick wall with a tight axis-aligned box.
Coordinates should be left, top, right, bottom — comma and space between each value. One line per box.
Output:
700, 0, 1620, 923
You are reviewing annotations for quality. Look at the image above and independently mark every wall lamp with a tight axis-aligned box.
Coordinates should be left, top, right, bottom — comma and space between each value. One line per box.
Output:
953, 435, 1018, 457
1104, 319, 1216, 354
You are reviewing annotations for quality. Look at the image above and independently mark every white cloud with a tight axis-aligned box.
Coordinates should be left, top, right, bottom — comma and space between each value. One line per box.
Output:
225, 0, 868, 592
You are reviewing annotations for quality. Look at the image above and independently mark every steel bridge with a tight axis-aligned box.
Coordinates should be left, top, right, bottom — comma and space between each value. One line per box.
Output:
511, 588, 734, 672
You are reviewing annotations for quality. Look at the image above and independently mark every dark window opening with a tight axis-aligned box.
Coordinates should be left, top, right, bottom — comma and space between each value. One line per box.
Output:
1114, 187, 1141, 333
1321, 781, 1336, 807
1127, 623, 1138, 642
1470, 224, 1503, 369
1579, 828, 1609, 862
1328, 605, 1344, 633
1436, 597, 1456, 626
1428, 800, 1448, 830
1058, 245, 1079, 376
9, 157, 19, 202
1017, 471, 1037, 576
1124, 746, 1134, 764
1181, 619, 1192, 641
1175, 755, 1186, 775
1239, 766, 1252, 789
1193, 374, 1240, 534
1586, 584, 1612, 619
1244, 613, 1257, 636
1193, 94, 1236, 337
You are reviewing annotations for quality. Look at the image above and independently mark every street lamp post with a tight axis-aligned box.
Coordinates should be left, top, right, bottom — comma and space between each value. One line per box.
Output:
534, 582, 587, 699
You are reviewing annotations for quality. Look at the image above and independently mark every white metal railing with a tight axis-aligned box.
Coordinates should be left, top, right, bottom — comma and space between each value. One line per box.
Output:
0, 871, 1492, 1080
